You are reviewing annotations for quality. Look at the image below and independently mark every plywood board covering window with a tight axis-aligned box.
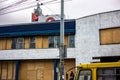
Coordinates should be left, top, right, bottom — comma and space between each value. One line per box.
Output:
43, 36, 48, 48
24, 37, 29, 49
112, 28, 120, 43
19, 60, 54, 80
100, 27, 120, 44
6, 38, 11, 49
2, 38, 6, 50
0, 61, 16, 80
64, 36, 68, 47
0, 38, 7, 50
36, 36, 43, 48
0, 39, 3, 50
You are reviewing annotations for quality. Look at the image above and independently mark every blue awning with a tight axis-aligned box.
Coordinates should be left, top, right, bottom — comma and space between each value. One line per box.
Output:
0, 19, 76, 38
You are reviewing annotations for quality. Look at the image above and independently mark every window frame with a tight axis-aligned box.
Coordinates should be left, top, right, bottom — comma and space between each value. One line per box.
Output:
78, 69, 92, 80
12, 37, 24, 49
48, 36, 54, 48
16, 37, 24, 49
68, 35, 75, 48
48, 36, 60, 48
97, 67, 120, 80
99, 27, 120, 45
11, 38, 16, 49
29, 37, 36, 48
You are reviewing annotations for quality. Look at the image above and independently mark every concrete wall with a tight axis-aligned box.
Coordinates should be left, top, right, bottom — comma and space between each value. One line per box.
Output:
0, 48, 75, 60
76, 10, 120, 65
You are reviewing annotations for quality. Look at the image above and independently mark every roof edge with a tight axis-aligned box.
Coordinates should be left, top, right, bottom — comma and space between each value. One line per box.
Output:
76, 9, 120, 20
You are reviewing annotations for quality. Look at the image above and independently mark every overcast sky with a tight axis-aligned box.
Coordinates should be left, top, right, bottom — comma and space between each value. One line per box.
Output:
0, 0, 120, 25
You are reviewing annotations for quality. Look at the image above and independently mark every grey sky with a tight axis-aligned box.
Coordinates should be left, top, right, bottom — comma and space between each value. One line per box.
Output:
0, 0, 120, 25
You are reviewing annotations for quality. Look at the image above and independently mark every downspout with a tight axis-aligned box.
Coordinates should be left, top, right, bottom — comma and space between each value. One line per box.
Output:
15, 61, 19, 80
54, 60, 58, 80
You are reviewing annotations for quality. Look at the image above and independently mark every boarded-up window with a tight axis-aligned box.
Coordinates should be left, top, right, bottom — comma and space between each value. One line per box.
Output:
36, 36, 43, 48
0, 61, 16, 80
43, 36, 48, 48
29, 37, 36, 48
100, 28, 120, 44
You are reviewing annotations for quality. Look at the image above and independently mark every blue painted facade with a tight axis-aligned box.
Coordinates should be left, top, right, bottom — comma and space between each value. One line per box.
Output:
0, 19, 75, 38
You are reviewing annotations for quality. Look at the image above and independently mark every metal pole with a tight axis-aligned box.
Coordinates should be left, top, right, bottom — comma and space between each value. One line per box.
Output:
60, 0, 64, 80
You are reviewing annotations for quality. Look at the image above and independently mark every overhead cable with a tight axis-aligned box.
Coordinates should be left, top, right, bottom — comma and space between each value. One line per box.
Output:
0, 0, 28, 11
0, 0, 72, 15
0, 0, 9, 3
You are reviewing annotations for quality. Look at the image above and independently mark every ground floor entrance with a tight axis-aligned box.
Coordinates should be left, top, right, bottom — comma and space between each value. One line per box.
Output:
0, 59, 75, 80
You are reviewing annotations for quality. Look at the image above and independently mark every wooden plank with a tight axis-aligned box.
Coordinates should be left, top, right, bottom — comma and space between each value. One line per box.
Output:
112, 28, 120, 43
0, 61, 2, 80
100, 29, 113, 44
12, 61, 16, 80
64, 36, 68, 47
6, 61, 8, 80
19, 60, 55, 80
1, 61, 7, 80
11, 61, 14, 80
2, 38, 6, 50
35, 61, 44, 69
8, 61, 13, 79
43, 36, 48, 48
25, 37, 29, 49
6, 38, 11, 49
27, 70, 36, 80
27, 61, 35, 70
18, 61, 27, 80
44, 60, 53, 69
44, 60, 54, 80
44, 70, 53, 80
0, 39, 2, 50
36, 69, 44, 80
36, 36, 43, 48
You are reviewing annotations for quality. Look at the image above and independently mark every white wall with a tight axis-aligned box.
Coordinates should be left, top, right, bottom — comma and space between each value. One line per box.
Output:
0, 48, 75, 60
76, 10, 120, 65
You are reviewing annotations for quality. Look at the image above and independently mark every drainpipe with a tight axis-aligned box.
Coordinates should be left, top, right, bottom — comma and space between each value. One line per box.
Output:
15, 61, 19, 80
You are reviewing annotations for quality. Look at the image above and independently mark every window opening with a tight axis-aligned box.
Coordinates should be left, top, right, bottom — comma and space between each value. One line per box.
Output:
49, 36, 60, 48
97, 68, 120, 80
68, 35, 75, 48
29, 37, 36, 48
78, 70, 91, 80
12, 37, 24, 49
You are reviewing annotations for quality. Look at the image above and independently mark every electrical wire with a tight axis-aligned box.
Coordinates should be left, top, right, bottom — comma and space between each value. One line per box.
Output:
0, 0, 59, 12
43, 5, 60, 19
0, 0, 58, 15
0, 0, 9, 3
0, 0, 43, 12
1, 0, 36, 12
0, 4, 36, 15
0, 0, 72, 15
0, 0, 28, 11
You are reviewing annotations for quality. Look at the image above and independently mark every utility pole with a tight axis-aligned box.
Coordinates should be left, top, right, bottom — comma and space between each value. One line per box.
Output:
59, 0, 64, 80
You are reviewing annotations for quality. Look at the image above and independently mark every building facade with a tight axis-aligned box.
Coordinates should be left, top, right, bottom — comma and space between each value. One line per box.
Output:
76, 10, 120, 65
0, 20, 76, 80
0, 10, 120, 80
